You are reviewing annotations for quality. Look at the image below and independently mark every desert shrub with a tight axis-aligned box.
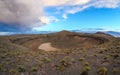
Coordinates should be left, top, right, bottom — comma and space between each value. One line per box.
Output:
103, 55, 109, 60
60, 57, 68, 64
25, 58, 30, 62
9, 69, 17, 74
44, 57, 51, 63
39, 60, 44, 67
79, 51, 83, 54
112, 68, 119, 73
60, 57, 72, 67
2, 50, 7, 53
71, 58, 76, 63
81, 62, 91, 75
99, 50, 104, 53
83, 54, 87, 57
104, 49, 109, 52
17, 65, 26, 72
56, 57, 72, 72
18, 55, 22, 58
56, 65, 65, 71
94, 54, 97, 57
0, 64, 3, 71
31, 67, 38, 72
113, 54, 119, 59
60, 61, 71, 68
84, 62, 89, 66
1, 54, 6, 58
0, 64, 6, 72
65, 49, 71, 54
97, 67, 108, 75
82, 66, 91, 72
78, 58, 84, 61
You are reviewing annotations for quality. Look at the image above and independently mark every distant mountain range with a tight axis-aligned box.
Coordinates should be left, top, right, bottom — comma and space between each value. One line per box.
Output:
71, 30, 120, 37
105, 31, 120, 37
0, 29, 120, 37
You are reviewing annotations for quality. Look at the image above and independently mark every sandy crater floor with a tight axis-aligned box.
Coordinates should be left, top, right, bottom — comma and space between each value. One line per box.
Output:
38, 43, 58, 51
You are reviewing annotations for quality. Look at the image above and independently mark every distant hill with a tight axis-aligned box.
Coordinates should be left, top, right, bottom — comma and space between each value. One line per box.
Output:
71, 30, 120, 37
1, 29, 120, 37
105, 31, 120, 37
1, 30, 115, 51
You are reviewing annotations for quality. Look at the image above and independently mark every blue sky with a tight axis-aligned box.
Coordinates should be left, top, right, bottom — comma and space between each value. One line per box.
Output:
0, 0, 120, 34
34, 7, 120, 31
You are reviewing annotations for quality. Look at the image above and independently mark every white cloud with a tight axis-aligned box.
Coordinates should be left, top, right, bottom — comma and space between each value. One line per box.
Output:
0, 0, 120, 30
62, 14, 68, 19
39, 16, 59, 24
39, 16, 50, 25
93, 0, 120, 8
62, 0, 120, 18
42, 0, 90, 6
0, 0, 44, 26
0, 0, 90, 26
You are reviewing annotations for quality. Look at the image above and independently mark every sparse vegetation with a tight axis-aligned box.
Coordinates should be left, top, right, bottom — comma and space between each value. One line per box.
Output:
38, 60, 44, 67
0, 31, 120, 75
0, 64, 3, 71
81, 62, 91, 75
112, 68, 120, 73
17, 65, 26, 72
84, 62, 89, 66
78, 58, 84, 61
56, 65, 66, 71
44, 57, 51, 63
70, 58, 76, 63
103, 55, 109, 60
97, 67, 108, 75
9, 69, 17, 74
31, 67, 38, 72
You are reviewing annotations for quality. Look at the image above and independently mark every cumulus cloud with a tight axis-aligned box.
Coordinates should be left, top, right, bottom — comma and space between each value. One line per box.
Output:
0, 0, 45, 26
39, 16, 59, 24
0, 0, 90, 26
0, 0, 120, 30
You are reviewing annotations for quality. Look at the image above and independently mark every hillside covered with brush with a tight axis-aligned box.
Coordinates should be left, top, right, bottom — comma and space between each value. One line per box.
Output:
0, 31, 120, 75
